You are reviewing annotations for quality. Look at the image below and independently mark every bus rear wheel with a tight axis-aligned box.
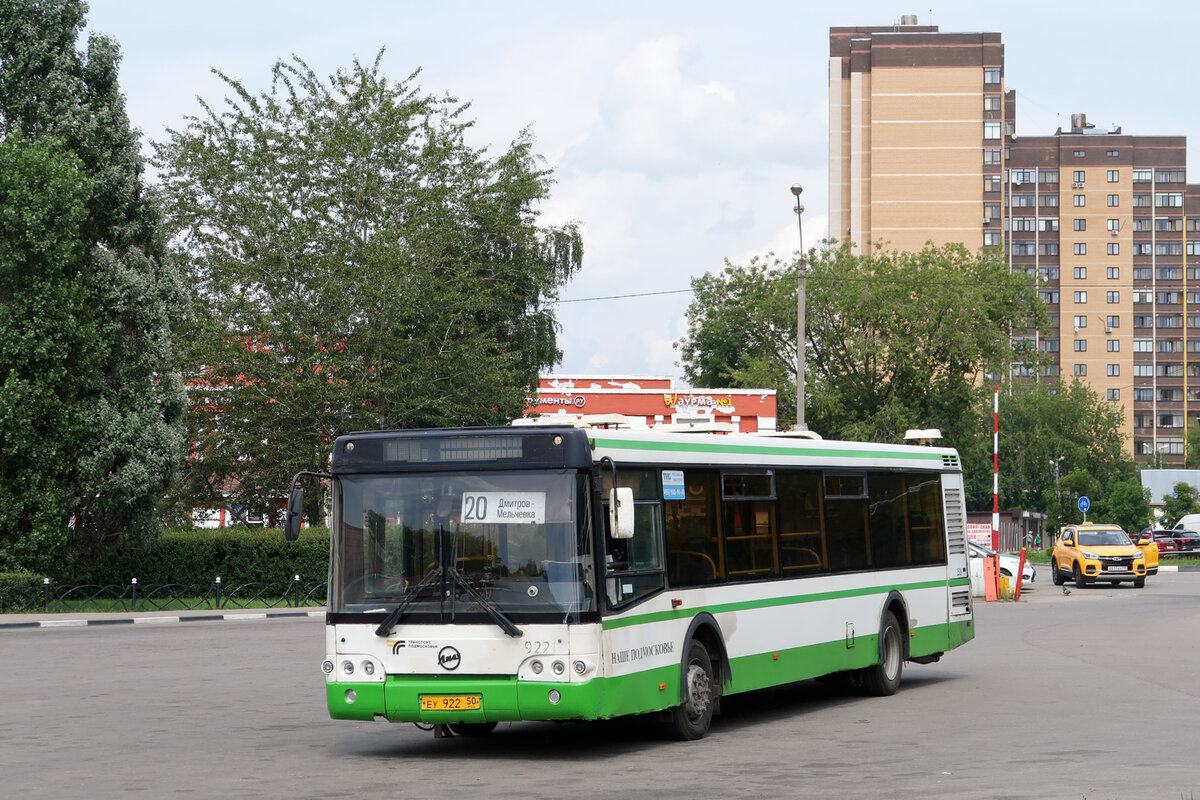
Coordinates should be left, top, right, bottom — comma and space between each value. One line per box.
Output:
861, 612, 903, 696
667, 640, 715, 741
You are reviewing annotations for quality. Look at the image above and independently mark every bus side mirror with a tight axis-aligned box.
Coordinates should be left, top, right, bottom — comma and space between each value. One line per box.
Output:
609, 487, 635, 539
284, 486, 304, 541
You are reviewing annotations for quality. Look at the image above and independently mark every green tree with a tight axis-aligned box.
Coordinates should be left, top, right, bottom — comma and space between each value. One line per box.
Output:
0, 0, 185, 572
154, 54, 582, 517
1097, 480, 1151, 536
678, 240, 1046, 445
962, 379, 1135, 515
1186, 422, 1200, 469
1159, 481, 1200, 528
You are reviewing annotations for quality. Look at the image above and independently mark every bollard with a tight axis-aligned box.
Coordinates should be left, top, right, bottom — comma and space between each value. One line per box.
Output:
215, 576, 222, 609
131, 577, 138, 612
43, 577, 50, 613
293, 575, 301, 608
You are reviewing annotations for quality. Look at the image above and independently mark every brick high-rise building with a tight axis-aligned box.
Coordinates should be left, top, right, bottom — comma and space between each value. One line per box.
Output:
829, 18, 1200, 463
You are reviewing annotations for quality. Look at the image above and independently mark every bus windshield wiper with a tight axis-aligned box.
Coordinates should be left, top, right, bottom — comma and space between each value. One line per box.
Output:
373, 566, 522, 638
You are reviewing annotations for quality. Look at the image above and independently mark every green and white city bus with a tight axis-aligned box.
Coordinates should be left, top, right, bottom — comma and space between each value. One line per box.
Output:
285, 424, 974, 740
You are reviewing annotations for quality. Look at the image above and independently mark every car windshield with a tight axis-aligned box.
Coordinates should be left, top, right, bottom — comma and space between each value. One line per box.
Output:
329, 470, 596, 620
1077, 529, 1131, 547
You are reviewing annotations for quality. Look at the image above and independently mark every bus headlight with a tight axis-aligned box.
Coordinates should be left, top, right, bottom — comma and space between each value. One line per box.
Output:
531, 660, 543, 674
362, 660, 375, 676
552, 660, 566, 676
573, 660, 587, 675
342, 660, 355, 676
322, 660, 335, 675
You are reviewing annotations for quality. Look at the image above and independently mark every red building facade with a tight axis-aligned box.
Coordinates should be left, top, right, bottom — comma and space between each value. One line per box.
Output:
524, 375, 777, 433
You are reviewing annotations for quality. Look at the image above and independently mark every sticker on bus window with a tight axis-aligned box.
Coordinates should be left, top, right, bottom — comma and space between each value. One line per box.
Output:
461, 492, 545, 524
662, 470, 685, 500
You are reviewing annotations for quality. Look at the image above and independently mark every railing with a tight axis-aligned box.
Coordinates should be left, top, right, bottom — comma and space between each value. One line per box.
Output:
0, 577, 327, 614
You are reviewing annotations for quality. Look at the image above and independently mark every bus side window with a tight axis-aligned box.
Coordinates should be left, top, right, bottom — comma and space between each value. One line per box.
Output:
664, 470, 722, 586
602, 469, 665, 608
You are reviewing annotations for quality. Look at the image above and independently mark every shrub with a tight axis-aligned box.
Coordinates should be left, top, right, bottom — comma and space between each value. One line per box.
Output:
70, 527, 329, 586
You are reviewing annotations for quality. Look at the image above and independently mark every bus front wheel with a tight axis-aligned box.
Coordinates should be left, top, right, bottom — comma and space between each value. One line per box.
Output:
667, 640, 715, 740
861, 611, 903, 696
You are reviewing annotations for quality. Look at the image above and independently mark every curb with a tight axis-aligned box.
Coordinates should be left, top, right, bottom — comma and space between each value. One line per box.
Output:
0, 609, 325, 631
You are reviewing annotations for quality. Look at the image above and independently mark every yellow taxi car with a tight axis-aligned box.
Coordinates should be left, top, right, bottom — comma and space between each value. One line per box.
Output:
1051, 523, 1147, 589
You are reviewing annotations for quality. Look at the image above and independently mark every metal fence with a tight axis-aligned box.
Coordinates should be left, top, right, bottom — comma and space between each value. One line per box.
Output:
0, 577, 327, 615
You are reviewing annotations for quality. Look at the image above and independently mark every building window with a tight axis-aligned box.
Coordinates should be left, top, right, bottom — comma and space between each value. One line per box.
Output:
1133, 217, 1150, 231
1107, 267, 1119, 279
1156, 192, 1184, 208
1074, 243, 1087, 255
1134, 339, 1153, 352
984, 68, 1001, 84
1073, 219, 1086, 231
1074, 339, 1087, 352
983, 230, 1001, 246
1134, 363, 1152, 377
1107, 150, 1120, 158
1135, 388, 1152, 402
984, 121, 1001, 140
1039, 290, 1059, 304
1156, 168, 1186, 183
1133, 194, 1151, 208
1039, 243, 1059, 256
1156, 218, 1181, 232
1133, 168, 1152, 182
1134, 290, 1152, 304
1010, 193, 1035, 208
1107, 170, 1119, 182
1106, 291, 1120, 303
1074, 364, 1087, 376
1107, 316, 1119, 329
1133, 315, 1152, 328
1074, 291, 1088, 303
1107, 339, 1119, 352
1073, 315, 1087, 329
1039, 266, 1059, 281
1157, 243, 1184, 256
1107, 218, 1120, 232
1073, 170, 1086, 184
1108, 243, 1119, 256
985, 175, 1001, 192
1039, 217, 1059, 232
1107, 194, 1119, 207
1108, 388, 1120, 400
984, 95, 1002, 111
1074, 267, 1087, 279
1073, 195, 1086, 207
1074, 150, 1085, 158
984, 148, 1002, 165
1161, 267, 1183, 280
1107, 364, 1120, 377
1042, 339, 1059, 352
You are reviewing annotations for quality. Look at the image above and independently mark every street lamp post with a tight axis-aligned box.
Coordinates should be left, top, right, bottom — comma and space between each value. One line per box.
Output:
791, 183, 807, 431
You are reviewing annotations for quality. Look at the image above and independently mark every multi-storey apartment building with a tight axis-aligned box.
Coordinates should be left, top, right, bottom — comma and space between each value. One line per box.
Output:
829, 17, 1200, 463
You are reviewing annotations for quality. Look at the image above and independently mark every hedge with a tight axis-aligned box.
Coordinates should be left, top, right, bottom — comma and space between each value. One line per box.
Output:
69, 527, 330, 586
0, 572, 46, 607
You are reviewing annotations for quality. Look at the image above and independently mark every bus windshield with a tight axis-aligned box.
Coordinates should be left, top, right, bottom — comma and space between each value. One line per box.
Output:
330, 470, 595, 621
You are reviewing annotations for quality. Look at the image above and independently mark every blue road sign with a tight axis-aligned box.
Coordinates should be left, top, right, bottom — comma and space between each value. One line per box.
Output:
1078, 496, 1090, 513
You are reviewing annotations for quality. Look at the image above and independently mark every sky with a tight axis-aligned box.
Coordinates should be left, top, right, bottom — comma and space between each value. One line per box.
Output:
84, 0, 1200, 385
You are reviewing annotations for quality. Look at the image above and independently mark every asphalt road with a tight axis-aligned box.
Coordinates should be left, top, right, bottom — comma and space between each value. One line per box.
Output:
2, 574, 1199, 799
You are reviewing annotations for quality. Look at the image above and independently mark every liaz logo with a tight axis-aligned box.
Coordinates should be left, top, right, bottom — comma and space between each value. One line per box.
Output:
438, 646, 462, 671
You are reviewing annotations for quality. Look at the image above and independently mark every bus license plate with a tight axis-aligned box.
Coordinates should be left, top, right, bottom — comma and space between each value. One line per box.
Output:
420, 694, 482, 711
1107, 565, 1127, 572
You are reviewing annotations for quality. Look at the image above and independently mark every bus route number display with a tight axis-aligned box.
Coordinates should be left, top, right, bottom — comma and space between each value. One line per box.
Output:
461, 492, 546, 524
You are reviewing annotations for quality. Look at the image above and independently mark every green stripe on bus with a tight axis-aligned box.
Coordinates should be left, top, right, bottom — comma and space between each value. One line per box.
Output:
601, 578, 969, 631
588, 436, 948, 462
325, 619, 974, 724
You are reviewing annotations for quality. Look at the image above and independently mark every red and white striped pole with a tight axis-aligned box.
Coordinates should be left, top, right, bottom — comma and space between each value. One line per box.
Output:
992, 385, 1000, 551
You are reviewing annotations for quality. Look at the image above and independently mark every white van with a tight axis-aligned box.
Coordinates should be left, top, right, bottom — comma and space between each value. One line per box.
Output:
1172, 513, 1200, 531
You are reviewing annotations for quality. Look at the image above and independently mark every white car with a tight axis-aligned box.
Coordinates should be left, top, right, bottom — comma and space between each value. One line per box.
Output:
968, 541, 1036, 583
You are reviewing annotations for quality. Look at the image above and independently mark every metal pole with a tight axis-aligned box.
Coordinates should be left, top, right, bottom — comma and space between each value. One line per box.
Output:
791, 184, 807, 430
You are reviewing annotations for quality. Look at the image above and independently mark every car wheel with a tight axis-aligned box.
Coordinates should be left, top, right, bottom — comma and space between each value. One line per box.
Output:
1051, 559, 1064, 586
1073, 562, 1088, 589
1134, 577, 1146, 588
